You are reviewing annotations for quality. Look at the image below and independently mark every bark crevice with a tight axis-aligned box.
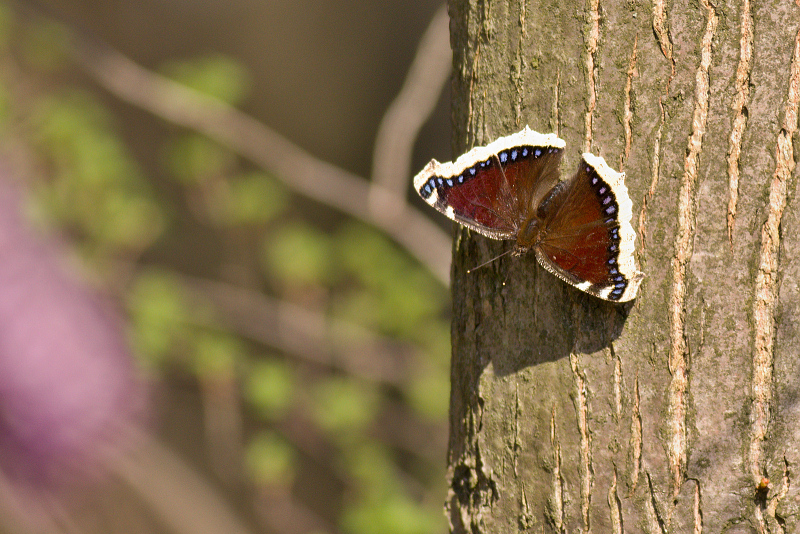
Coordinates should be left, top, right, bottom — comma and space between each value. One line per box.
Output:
667, 0, 718, 499
725, 0, 753, 247
750, 24, 800, 534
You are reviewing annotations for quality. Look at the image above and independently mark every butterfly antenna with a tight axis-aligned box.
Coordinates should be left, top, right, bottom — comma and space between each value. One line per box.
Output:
466, 247, 514, 274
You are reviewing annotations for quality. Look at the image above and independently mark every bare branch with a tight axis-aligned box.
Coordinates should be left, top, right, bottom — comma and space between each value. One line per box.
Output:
369, 4, 451, 217
110, 431, 258, 534
180, 275, 414, 386
68, 27, 452, 284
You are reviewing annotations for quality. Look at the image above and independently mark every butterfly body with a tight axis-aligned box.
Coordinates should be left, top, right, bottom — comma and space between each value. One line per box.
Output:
413, 126, 644, 302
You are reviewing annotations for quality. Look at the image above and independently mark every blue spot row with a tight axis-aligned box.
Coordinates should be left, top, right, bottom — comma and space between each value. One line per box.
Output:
607, 224, 621, 256
587, 168, 618, 219
606, 229, 627, 300
608, 267, 628, 298
609, 278, 627, 299
419, 144, 560, 199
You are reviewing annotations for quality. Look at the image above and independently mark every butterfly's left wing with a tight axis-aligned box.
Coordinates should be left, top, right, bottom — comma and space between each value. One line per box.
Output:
534, 153, 643, 302
413, 127, 565, 240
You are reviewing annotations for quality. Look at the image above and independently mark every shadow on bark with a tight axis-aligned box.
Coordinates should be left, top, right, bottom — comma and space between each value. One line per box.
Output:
454, 235, 634, 378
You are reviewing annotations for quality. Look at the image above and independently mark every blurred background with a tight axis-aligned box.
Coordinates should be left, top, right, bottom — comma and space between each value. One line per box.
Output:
0, 1, 455, 533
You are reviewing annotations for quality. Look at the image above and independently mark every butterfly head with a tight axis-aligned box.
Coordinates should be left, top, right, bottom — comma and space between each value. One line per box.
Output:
514, 215, 543, 252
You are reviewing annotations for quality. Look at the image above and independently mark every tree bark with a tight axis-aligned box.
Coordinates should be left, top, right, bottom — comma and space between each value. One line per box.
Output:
445, 0, 800, 532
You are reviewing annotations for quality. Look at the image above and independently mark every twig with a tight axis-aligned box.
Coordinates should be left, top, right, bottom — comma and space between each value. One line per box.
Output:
180, 275, 414, 386
67, 21, 452, 284
110, 429, 333, 534
369, 5, 451, 215
109, 430, 259, 534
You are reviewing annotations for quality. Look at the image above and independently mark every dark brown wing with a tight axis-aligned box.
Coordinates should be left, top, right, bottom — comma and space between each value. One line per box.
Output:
534, 154, 643, 301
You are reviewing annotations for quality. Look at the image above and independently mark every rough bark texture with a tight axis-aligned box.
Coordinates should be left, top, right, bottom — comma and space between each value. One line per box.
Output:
445, 0, 800, 532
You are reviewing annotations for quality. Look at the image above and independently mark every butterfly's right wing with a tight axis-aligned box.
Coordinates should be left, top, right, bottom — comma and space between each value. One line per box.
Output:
534, 154, 643, 301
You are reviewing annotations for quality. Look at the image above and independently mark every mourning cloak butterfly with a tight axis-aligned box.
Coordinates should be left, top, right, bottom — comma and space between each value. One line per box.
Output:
413, 126, 644, 301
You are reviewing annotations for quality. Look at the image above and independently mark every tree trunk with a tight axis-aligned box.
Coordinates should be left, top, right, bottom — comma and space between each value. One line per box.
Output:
445, 0, 800, 532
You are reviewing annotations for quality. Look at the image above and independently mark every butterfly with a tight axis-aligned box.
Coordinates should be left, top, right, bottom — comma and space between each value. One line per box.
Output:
413, 126, 644, 302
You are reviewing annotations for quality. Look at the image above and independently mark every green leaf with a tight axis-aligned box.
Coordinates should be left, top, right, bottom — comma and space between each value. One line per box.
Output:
333, 222, 447, 338
342, 442, 394, 489
92, 191, 163, 250
245, 357, 295, 420
30, 90, 163, 251
261, 222, 334, 286
310, 377, 378, 436
216, 171, 288, 226
162, 134, 235, 184
245, 431, 295, 487
341, 444, 445, 534
127, 270, 193, 367
342, 493, 444, 534
192, 332, 245, 379
161, 54, 251, 105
